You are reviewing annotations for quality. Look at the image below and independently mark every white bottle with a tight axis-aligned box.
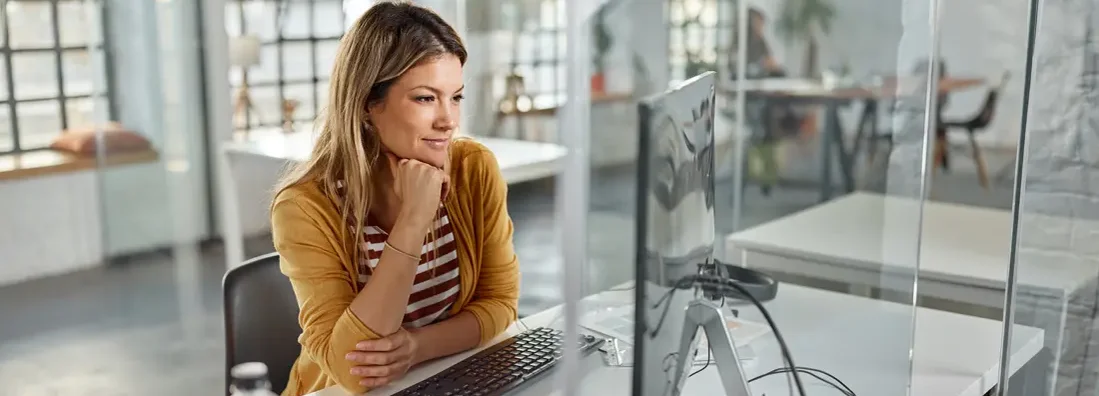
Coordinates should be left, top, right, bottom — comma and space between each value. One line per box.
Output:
229, 362, 279, 396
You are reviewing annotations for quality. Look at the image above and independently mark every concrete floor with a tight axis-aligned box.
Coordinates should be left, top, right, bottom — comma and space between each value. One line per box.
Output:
0, 146, 1017, 395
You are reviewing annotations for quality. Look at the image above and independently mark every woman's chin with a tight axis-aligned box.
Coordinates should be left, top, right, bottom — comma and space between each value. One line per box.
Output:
419, 154, 447, 169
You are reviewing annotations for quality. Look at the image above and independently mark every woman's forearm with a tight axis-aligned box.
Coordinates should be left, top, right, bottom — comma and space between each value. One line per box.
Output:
409, 311, 482, 365
348, 213, 431, 336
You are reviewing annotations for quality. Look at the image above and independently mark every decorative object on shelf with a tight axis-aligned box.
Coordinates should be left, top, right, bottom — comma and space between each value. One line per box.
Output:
281, 99, 300, 133
229, 34, 262, 135
591, 3, 613, 94
490, 71, 535, 138
776, 0, 836, 78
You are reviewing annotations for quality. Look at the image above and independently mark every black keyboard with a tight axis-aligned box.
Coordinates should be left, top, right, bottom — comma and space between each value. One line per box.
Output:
394, 327, 605, 396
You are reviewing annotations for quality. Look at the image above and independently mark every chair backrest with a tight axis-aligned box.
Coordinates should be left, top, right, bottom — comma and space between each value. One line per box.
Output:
970, 71, 1011, 129
223, 252, 301, 395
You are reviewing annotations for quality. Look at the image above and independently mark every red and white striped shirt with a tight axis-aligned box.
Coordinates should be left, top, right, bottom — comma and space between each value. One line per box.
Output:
356, 205, 460, 328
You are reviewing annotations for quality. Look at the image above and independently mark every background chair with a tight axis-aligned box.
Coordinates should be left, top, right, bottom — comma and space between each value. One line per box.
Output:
940, 71, 1010, 189
223, 252, 300, 395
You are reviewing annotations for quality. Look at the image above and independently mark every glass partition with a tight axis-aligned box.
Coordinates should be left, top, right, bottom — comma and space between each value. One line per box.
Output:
1000, 0, 1099, 395
559, 0, 940, 394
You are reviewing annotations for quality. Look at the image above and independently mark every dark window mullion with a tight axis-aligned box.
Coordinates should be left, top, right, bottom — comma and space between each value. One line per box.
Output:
50, 0, 68, 129
308, 0, 318, 118
274, 0, 285, 130
1, 3, 20, 151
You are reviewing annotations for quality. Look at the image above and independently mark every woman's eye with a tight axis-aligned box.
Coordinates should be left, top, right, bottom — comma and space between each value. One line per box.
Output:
415, 95, 435, 103
452, 94, 465, 103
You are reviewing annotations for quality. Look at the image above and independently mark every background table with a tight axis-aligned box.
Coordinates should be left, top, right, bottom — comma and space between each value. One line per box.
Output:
718, 77, 983, 201
216, 127, 568, 269
726, 192, 1099, 396
307, 282, 1044, 396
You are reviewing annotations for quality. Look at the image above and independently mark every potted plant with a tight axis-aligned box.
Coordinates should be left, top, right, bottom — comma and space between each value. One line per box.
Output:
684, 51, 716, 79
776, 0, 836, 78
591, 4, 613, 94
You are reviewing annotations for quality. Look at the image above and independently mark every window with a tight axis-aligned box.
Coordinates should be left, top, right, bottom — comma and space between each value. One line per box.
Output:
0, 0, 110, 154
226, 0, 345, 132
667, 0, 734, 84
496, 0, 565, 109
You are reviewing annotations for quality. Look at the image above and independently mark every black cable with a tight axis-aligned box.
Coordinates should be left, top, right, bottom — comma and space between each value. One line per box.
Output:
681, 274, 808, 396
787, 367, 854, 396
688, 348, 711, 378
751, 367, 855, 396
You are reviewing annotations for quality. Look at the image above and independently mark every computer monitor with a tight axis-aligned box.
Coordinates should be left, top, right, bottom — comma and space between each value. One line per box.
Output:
632, 72, 720, 396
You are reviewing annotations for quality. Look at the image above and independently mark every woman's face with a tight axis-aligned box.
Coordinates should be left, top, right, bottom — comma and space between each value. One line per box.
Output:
369, 54, 464, 169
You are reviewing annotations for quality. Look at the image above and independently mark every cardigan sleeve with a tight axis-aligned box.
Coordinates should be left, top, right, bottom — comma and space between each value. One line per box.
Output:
462, 149, 521, 344
271, 194, 381, 395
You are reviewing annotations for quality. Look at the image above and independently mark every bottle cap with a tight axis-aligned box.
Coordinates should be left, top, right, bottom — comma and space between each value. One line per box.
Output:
230, 362, 270, 391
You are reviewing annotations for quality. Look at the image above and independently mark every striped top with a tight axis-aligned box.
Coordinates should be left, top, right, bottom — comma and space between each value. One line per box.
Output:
356, 205, 460, 328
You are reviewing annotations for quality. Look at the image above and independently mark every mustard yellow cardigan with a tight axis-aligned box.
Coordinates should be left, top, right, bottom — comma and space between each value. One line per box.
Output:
270, 139, 520, 395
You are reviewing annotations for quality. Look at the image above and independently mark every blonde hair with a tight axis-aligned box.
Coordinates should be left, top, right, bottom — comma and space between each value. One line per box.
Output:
274, 1, 467, 264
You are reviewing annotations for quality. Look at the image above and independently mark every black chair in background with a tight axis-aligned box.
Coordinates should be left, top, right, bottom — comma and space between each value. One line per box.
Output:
941, 71, 1010, 189
223, 252, 301, 395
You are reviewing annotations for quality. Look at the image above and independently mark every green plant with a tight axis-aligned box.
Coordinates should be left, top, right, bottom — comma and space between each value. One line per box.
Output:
775, 0, 836, 77
684, 52, 716, 78
592, 5, 613, 74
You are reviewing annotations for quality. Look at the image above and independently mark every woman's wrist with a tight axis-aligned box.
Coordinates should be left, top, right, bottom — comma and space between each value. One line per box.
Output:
407, 329, 429, 366
387, 211, 432, 259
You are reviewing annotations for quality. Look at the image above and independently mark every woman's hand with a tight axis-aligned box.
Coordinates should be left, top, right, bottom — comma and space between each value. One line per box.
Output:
387, 153, 449, 230
346, 328, 420, 388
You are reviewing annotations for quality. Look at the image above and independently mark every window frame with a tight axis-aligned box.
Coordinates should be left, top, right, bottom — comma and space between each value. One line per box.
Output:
666, 0, 735, 84
0, 0, 114, 155
228, 0, 345, 132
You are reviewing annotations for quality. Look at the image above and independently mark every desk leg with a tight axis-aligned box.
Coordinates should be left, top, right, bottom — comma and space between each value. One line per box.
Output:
832, 107, 856, 194
820, 105, 835, 202
217, 148, 246, 269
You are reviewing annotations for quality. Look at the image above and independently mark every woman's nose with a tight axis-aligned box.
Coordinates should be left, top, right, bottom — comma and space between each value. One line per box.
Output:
436, 109, 457, 130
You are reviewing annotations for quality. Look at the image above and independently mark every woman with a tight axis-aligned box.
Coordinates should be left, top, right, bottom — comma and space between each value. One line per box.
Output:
269, 2, 519, 395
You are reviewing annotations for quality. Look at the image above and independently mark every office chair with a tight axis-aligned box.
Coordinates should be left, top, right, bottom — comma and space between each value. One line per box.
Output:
223, 252, 301, 395
940, 71, 1010, 189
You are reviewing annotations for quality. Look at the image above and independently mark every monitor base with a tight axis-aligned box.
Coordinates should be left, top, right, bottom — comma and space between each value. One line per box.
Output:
671, 298, 753, 396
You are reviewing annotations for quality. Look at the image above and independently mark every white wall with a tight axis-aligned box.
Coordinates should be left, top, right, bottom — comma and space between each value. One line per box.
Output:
0, 173, 102, 287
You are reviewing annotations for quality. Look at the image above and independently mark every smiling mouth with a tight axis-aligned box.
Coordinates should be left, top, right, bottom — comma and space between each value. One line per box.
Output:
422, 138, 450, 149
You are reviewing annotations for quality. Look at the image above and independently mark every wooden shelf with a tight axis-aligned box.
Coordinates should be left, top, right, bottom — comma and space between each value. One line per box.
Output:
0, 149, 160, 182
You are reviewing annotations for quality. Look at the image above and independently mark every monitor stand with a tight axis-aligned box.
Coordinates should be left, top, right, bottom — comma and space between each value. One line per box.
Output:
671, 299, 753, 396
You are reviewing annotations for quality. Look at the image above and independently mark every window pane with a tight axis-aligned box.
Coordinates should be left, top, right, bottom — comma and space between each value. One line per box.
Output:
0, 60, 8, 101
16, 100, 61, 149
0, 107, 11, 152
516, 34, 534, 63
247, 85, 279, 127
316, 82, 329, 116
59, 1, 97, 47
7, 2, 53, 49
313, 1, 343, 37
281, 42, 312, 81
315, 40, 338, 78
281, 3, 311, 39
539, 33, 557, 61
283, 83, 314, 122
247, 45, 279, 84
62, 50, 95, 96
244, 1, 278, 41
13, 52, 58, 99
65, 96, 106, 128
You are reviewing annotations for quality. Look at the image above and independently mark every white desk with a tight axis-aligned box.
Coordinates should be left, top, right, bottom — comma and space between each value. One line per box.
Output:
725, 192, 1096, 310
216, 127, 568, 269
307, 283, 1044, 396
